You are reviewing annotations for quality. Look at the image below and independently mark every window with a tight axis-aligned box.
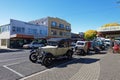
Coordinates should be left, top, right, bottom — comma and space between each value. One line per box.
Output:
12, 26, 25, 33
77, 42, 84, 45
51, 30, 57, 35
59, 31, 64, 36
59, 24, 64, 29
51, 21, 57, 27
28, 28, 37, 35
33, 29, 37, 35
66, 26, 71, 30
0, 25, 9, 33
1, 39, 7, 46
40, 30, 42, 34
66, 32, 71, 36
0, 27, 1, 33
21, 27, 25, 33
12, 26, 16, 32
17, 27, 21, 33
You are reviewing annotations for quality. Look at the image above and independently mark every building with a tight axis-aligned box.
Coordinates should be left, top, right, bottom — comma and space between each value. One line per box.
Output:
29, 17, 71, 38
71, 32, 85, 42
0, 19, 48, 48
97, 23, 120, 39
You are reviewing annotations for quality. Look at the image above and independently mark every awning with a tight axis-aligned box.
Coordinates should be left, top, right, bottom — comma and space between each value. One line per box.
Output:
10, 34, 34, 39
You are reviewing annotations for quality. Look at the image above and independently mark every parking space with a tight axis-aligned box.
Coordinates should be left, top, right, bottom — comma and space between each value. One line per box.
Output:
4, 61, 46, 77
0, 49, 108, 80
0, 55, 81, 80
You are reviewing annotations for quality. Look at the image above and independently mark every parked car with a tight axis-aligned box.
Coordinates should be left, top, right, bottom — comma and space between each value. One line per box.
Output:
23, 39, 47, 49
75, 41, 89, 55
29, 38, 74, 67
104, 39, 111, 47
23, 41, 45, 49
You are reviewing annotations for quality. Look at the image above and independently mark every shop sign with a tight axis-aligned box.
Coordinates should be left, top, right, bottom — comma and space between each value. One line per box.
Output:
98, 26, 120, 32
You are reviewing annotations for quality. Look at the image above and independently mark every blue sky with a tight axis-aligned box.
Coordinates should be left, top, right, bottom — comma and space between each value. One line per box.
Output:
0, 0, 120, 33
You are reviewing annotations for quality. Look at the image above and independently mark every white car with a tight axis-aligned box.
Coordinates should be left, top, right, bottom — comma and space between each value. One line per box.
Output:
104, 39, 111, 47
75, 41, 89, 55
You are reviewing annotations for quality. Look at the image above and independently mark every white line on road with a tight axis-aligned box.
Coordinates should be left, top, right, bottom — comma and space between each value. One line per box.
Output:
3, 65, 25, 77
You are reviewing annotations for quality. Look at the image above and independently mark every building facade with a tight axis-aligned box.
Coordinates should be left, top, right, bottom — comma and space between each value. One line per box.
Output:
29, 17, 71, 38
0, 19, 48, 48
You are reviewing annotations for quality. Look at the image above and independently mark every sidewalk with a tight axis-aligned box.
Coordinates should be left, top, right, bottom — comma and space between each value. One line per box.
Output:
20, 54, 106, 80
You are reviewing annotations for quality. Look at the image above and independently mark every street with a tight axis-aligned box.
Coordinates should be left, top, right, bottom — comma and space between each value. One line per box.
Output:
0, 49, 78, 80
0, 49, 120, 80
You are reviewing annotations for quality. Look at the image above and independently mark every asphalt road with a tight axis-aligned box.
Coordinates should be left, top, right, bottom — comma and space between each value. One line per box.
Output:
0, 49, 112, 80
0, 50, 30, 80
0, 49, 80, 80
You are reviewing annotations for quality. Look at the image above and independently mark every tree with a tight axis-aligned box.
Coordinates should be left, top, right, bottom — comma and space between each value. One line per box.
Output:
84, 30, 97, 40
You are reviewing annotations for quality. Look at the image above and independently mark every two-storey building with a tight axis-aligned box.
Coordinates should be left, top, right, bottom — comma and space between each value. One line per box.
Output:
0, 19, 48, 48
29, 17, 71, 38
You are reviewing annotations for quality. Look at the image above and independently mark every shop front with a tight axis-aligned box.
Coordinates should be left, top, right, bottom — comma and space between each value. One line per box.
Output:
98, 26, 120, 39
10, 34, 34, 48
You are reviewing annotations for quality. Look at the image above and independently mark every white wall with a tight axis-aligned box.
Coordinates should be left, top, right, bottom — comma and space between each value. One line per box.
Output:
0, 32, 10, 39
10, 19, 48, 38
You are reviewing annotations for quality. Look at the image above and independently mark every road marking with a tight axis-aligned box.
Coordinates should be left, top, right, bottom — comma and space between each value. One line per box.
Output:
20, 58, 81, 80
0, 57, 27, 62
4, 59, 28, 67
20, 68, 52, 80
3, 65, 24, 77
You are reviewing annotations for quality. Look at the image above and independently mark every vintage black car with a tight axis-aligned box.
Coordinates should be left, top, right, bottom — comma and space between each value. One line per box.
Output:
29, 38, 73, 67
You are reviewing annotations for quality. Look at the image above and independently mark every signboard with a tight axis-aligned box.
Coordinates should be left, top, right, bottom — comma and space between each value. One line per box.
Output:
98, 26, 120, 32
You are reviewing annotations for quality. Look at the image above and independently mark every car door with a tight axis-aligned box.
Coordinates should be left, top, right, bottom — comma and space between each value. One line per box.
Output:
56, 47, 64, 56
56, 42, 69, 56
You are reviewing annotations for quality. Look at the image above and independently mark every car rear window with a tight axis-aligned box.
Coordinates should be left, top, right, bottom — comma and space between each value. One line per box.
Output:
77, 42, 84, 45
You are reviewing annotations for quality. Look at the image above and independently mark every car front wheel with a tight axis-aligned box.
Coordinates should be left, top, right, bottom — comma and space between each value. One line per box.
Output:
29, 52, 38, 63
42, 56, 52, 67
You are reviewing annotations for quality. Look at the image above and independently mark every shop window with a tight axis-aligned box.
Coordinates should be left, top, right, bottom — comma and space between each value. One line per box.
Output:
1, 39, 7, 46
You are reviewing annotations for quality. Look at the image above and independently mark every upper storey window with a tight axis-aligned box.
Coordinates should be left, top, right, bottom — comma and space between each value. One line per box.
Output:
66, 26, 71, 30
59, 24, 64, 29
51, 21, 57, 27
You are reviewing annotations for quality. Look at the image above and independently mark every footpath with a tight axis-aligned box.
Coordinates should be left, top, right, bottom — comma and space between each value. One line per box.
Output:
20, 53, 108, 80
